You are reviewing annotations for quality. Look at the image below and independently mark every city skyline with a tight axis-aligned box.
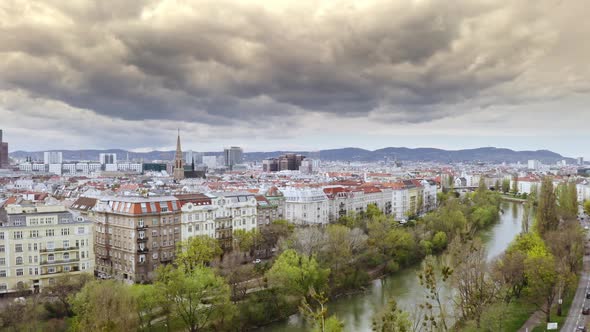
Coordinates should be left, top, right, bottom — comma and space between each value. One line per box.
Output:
1, 1, 589, 157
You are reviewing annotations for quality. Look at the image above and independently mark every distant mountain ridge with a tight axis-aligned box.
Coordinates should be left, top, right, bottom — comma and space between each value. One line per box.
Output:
9, 147, 574, 164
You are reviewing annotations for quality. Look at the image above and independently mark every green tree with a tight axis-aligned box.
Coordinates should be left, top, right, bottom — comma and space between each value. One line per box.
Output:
372, 298, 412, 332
501, 179, 510, 194
156, 265, 234, 332
42, 272, 92, 317
524, 253, 558, 322
69, 280, 139, 332
431, 232, 448, 253
320, 225, 368, 290
300, 288, 344, 332
536, 177, 559, 235
130, 284, 162, 331
511, 175, 519, 194
584, 200, 590, 216
175, 235, 222, 271
266, 249, 330, 298
418, 256, 452, 331
557, 182, 578, 220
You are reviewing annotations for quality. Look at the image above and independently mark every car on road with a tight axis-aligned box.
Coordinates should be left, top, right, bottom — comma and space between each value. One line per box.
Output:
586, 292, 590, 299
577, 326, 587, 332
253, 259, 262, 264
583, 307, 590, 315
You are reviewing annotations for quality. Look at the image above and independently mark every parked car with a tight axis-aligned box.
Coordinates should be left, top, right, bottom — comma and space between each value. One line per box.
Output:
586, 292, 590, 299
577, 326, 587, 332
582, 307, 590, 315
253, 259, 262, 264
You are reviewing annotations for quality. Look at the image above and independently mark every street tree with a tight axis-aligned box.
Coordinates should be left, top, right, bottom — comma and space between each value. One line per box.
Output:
69, 280, 139, 332
156, 265, 234, 332
175, 235, 222, 271
266, 249, 330, 299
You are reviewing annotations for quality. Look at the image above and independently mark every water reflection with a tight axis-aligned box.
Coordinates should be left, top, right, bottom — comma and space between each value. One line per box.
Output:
258, 202, 524, 332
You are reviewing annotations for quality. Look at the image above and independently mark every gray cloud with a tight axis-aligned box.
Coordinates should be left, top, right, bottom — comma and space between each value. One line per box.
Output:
0, 0, 587, 132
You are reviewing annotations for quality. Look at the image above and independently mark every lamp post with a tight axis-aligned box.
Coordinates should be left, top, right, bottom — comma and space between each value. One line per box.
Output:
557, 298, 563, 316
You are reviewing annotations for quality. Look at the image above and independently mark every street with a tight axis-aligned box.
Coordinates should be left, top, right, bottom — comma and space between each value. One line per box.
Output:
561, 211, 590, 332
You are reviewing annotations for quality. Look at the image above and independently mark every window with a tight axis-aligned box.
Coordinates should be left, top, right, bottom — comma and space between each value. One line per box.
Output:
13, 231, 23, 239
138, 219, 144, 227
46, 242, 55, 250
29, 230, 38, 238
0, 232, 4, 240
48, 267, 55, 274
188, 225, 192, 232
0, 284, 7, 291
46, 229, 54, 237
16, 257, 23, 265
64, 266, 71, 272
48, 254, 55, 262
77, 227, 85, 235
0, 245, 4, 253
0, 258, 4, 265
63, 240, 70, 248
61, 228, 70, 236
0, 271, 5, 277
16, 269, 23, 276
15, 244, 23, 253
63, 253, 70, 260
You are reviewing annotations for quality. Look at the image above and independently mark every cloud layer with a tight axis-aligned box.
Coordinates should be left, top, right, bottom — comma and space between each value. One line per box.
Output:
1, 0, 589, 154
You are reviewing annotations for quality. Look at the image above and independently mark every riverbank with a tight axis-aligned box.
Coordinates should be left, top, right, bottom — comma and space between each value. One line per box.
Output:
260, 200, 522, 332
501, 194, 527, 203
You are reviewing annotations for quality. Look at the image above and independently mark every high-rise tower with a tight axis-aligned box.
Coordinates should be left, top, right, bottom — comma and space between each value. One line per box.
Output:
173, 130, 185, 180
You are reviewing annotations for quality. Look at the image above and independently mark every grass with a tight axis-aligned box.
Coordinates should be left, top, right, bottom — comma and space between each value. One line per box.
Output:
500, 299, 539, 332
530, 284, 578, 332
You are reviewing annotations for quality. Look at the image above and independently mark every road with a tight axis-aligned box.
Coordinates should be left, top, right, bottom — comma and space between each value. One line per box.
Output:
561, 213, 590, 332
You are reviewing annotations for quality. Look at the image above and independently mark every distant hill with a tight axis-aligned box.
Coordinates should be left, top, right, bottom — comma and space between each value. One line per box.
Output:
10, 146, 573, 164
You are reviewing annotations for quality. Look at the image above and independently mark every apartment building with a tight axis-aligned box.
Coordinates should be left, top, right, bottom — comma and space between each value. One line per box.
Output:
92, 196, 181, 283
256, 187, 285, 227
178, 192, 257, 250
0, 204, 94, 294
283, 188, 329, 225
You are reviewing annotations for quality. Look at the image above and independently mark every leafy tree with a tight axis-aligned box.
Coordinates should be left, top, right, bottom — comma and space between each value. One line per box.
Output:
320, 225, 368, 290
300, 288, 344, 332
584, 200, 590, 216
501, 179, 510, 194
42, 272, 92, 317
524, 253, 558, 322
450, 239, 498, 328
418, 256, 452, 331
156, 265, 234, 332
536, 177, 559, 235
69, 280, 139, 332
557, 182, 578, 220
492, 249, 527, 300
432, 231, 448, 253
511, 175, 519, 194
175, 235, 222, 271
130, 284, 162, 331
266, 249, 330, 298
372, 298, 412, 332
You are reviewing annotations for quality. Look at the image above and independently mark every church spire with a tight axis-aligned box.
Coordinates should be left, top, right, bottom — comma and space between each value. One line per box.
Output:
173, 129, 185, 180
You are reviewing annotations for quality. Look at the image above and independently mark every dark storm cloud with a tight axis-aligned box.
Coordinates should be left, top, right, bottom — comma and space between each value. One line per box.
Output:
0, 0, 581, 127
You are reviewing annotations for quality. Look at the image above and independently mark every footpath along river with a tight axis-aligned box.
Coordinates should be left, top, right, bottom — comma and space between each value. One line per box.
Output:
258, 201, 526, 332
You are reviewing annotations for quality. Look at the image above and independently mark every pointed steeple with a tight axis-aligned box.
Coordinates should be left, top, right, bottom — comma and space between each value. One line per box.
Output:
173, 129, 185, 180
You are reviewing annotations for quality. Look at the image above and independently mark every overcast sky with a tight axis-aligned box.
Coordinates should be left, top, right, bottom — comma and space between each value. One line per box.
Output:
1, 0, 589, 157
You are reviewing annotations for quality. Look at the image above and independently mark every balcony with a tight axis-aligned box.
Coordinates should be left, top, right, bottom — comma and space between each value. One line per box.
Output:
137, 237, 149, 242
41, 265, 80, 275
41, 258, 80, 265
137, 247, 149, 253
40, 246, 80, 253
136, 224, 148, 230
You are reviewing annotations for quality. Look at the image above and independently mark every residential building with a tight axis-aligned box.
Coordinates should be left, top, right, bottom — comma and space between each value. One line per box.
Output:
283, 188, 329, 225
278, 153, 306, 171
43, 152, 63, 165
0, 204, 94, 294
92, 196, 181, 283
528, 160, 541, 171
262, 158, 279, 172
178, 192, 257, 250
256, 187, 285, 227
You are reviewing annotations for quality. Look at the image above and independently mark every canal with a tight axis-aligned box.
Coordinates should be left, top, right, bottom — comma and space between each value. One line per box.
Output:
258, 201, 526, 332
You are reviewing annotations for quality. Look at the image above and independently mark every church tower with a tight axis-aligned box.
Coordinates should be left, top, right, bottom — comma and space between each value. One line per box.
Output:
173, 130, 185, 181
